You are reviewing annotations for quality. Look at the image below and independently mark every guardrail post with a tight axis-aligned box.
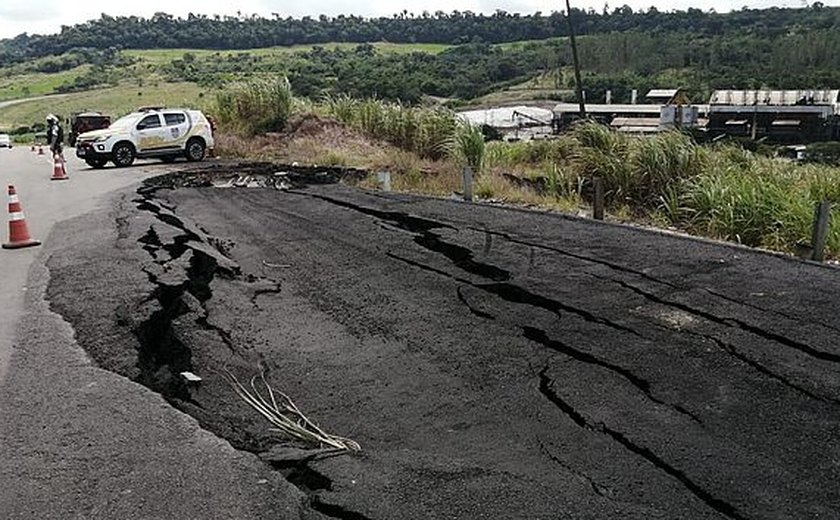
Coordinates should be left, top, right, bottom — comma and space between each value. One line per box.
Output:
463, 166, 474, 202
811, 201, 831, 262
377, 171, 391, 192
593, 177, 605, 220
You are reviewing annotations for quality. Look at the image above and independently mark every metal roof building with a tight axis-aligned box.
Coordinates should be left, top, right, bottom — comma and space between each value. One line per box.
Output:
709, 90, 840, 108
552, 103, 663, 115
457, 106, 554, 140
706, 90, 840, 142
646, 89, 691, 105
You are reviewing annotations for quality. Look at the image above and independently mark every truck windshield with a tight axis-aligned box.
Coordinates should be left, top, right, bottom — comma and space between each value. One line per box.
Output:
109, 114, 141, 129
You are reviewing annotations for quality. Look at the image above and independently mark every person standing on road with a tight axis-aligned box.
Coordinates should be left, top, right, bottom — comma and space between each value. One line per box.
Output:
46, 114, 65, 161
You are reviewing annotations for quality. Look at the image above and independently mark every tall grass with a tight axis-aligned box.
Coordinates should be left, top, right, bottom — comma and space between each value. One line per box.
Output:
446, 122, 485, 173
323, 94, 457, 158
480, 121, 840, 258
677, 155, 840, 254
215, 76, 292, 135
484, 138, 577, 169
571, 122, 707, 207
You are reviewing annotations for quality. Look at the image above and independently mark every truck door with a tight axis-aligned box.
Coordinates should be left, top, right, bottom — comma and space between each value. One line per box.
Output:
163, 112, 190, 147
134, 114, 167, 151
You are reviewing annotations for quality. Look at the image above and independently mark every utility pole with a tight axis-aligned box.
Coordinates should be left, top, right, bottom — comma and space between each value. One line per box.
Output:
566, 0, 586, 119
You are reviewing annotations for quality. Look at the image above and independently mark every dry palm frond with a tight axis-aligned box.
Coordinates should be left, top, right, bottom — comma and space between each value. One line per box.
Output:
262, 260, 291, 268
224, 370, 361, 452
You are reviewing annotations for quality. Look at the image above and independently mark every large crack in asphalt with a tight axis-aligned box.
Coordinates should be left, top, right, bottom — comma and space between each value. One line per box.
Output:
132, 192, 239, 401
309, 499, 376, 520
614, 279, 840, 364
299, 191, 642, 337
293, 191, 840, 516
294, 191, 698, 424
523, 327, 703, 424
702, 287, 840, 335
538, 368, 749, 520
387, 253, 702, 422
693, 331, 840, 406
131, 187, 376, 520
566, 270, 840, 407
471, 227, 681, 290
120, 185, 837, 518
479, 227, 840, 339
471, 224, 840, 408
464, 231, 840, 408
135, 266, 200, 402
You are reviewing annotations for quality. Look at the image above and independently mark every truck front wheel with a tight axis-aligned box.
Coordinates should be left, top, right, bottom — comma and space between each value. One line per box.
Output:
112, 143, 135, 167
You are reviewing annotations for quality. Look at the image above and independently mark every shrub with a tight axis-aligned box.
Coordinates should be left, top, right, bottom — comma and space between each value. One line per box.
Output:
805, 142, 840, 166
215, 76, 293, 135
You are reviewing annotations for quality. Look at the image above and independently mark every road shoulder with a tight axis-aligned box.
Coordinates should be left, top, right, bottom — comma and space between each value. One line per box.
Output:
0, 189, 312, 520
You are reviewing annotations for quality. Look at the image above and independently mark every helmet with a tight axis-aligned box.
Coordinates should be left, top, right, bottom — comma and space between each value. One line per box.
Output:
46, 114, 58, 123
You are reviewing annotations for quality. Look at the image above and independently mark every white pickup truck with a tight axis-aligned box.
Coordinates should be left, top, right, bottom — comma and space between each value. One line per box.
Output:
75, 107, 214, 168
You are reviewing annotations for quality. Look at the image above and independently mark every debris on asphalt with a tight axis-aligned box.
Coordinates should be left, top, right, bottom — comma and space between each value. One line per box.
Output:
224, 370, 361, 452
262, 260, 291, 269
180, 371, 203, 384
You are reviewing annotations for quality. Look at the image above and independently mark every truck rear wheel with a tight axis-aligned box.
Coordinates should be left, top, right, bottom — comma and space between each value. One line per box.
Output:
185, 138, 206, 162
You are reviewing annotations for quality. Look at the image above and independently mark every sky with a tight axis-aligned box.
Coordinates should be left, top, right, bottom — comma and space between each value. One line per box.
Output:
1, 0, 838, 39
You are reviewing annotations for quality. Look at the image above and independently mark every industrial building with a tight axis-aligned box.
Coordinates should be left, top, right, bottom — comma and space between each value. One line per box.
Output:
457, 105, 554, 141
552, 89, 704, 134
471, 88, 840, 143
705, 89, 840, 142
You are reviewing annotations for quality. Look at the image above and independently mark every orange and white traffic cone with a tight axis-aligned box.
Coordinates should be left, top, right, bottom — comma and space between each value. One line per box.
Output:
2, 186, 40, 250
51, 154, 69, 181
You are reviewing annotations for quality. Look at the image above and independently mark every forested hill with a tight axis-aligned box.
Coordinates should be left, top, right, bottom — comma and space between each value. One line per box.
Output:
2, 4, 840, 64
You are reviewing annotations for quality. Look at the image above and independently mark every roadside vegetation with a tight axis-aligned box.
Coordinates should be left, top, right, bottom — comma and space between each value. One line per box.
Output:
484, 124, 840, 257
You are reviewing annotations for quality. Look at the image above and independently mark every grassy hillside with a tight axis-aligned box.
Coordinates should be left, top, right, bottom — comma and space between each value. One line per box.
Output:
0, 66, 92, 101
0, 42, 450, 105
125, 42, 449, 64
3, 7, 840, 111
0, 82, 207, 129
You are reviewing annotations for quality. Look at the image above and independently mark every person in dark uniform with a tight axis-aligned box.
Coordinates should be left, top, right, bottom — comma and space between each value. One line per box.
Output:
46, 114, 64, 159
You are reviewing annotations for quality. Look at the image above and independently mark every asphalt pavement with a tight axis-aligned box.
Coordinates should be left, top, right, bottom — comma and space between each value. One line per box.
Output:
0, 150, 313, 519
0, 146, 154, 383
39, 165, 840, 519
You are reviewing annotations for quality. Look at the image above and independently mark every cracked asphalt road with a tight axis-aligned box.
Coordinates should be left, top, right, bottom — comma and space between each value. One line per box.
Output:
45, 167, 840, 519
0, 154, 313, 520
